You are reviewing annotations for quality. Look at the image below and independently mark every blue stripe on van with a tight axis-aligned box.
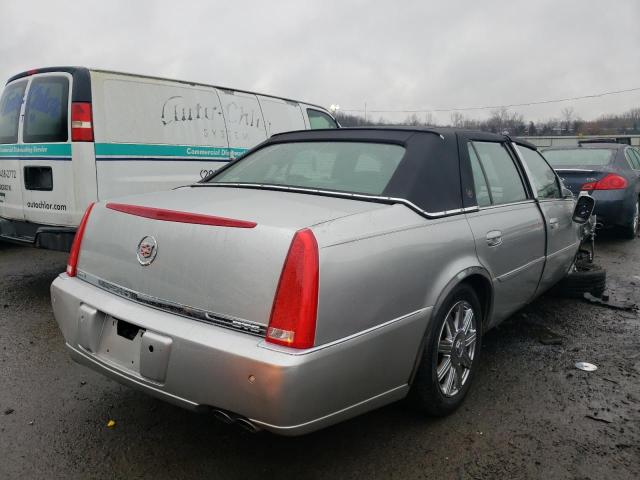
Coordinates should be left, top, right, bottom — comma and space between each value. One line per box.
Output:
94, 143, 247, 160
0, 143, 72, 158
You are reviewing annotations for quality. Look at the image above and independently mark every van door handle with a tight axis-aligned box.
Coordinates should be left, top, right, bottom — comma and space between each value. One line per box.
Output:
486, 230, 503, 247
549, 218, 559, 229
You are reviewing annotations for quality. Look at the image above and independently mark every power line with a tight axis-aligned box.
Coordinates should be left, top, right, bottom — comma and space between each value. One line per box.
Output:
340, 86, 640, 114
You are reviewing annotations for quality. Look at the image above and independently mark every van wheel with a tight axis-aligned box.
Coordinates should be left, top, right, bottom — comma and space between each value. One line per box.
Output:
621, 199, 639, 239
552, 262, 606, 298
410, 284, 482, 416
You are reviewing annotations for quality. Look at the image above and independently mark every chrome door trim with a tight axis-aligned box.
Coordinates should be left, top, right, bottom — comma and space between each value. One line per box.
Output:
496, 256, 546, 283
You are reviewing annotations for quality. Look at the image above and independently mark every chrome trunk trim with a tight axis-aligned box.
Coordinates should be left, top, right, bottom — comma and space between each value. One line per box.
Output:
76, 271, 266, 337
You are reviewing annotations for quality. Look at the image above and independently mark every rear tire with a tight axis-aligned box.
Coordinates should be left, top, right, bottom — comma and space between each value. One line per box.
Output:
552, 262, 606, 298
621, 199, 639, 240
410, 284, 482, 416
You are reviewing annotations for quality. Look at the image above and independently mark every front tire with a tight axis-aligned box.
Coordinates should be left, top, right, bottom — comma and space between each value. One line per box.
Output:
410, 284, 482, 416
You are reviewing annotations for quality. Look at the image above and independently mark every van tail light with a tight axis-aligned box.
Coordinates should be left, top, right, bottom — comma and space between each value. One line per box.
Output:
266, 228, 319, 349
581, 173, 628, 191
66, 203, 95, 277
71, 102, 94, 142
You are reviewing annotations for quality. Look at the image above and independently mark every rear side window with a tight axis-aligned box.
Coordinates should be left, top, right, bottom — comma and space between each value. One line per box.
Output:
544, 148, 613, 167
468, 145, 491, 207
0, 81, 27, 144
23, 76, 69, 143
209, 141, 404, 195
517, 145, 561, 199
631, 149, 640, 170
624, 149, 640, 170
307, 109, 337, 129
470, 141, 527, 206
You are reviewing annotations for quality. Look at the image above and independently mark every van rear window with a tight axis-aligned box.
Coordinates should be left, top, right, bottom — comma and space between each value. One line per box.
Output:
0, 81, 27, 144
23, 76, 69, 143
307, 109, 338, 129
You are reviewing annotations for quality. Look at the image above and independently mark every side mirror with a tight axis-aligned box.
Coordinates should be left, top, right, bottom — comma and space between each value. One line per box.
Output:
562, 187, 573, 199
572, 195, 595, 224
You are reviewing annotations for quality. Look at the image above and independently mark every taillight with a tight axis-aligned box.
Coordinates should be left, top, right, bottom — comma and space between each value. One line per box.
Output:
71, 102, 94, 142
266, 228, 319, 349
581, 173, 628, 191
66, 203, 95, 277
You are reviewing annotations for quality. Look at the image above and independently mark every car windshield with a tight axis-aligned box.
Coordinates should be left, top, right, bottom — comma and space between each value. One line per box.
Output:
208, 141, 405, 195
543, 148, 614, 167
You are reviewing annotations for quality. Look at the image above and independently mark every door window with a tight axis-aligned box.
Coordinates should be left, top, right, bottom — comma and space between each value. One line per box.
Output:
23, 76, 69, 143
0, 80, 27, 144
307, 109, 338, 129
517, 145, 561, 199
470, 141, 527, 205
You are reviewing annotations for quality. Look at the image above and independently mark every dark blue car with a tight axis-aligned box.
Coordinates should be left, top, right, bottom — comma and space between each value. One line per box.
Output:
543, 142, 640, 239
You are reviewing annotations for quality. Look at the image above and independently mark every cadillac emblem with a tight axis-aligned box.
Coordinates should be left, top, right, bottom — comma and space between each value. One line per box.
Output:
137, 236, 158, 266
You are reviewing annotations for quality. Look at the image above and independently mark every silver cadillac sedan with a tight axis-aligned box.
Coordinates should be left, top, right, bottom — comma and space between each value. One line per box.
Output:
51, 128, 590, 435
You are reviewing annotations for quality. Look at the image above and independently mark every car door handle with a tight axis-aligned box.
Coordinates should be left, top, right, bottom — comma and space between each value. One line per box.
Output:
486, 230, 503, 247
549, 218, 559, 229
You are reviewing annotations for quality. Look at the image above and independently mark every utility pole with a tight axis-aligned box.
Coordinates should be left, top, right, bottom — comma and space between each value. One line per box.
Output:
364, 102, 367, 124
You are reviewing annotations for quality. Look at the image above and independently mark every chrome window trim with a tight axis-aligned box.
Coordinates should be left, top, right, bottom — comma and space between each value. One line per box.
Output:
469, 199, 537, 212
192, 182, 475, 219
76, 271, 267, 337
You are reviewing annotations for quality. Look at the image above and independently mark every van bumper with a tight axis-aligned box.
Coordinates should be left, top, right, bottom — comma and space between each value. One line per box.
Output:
0, 217, 75, 251
50, 273, 430, 435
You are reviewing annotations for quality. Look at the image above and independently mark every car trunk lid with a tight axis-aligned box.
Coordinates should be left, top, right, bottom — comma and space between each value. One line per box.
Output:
554, 168, 610, 195
76, 186, 389, 328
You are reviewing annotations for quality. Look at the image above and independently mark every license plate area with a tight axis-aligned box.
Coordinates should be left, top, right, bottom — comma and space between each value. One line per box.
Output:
97, 316, 145, 371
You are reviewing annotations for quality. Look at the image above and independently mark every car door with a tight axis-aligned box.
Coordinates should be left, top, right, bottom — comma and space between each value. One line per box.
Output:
514, 143, 580, 293
463, 139, 546, 326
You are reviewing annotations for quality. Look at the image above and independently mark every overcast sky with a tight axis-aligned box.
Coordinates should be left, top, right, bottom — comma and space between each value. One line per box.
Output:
2, 0, 639, 124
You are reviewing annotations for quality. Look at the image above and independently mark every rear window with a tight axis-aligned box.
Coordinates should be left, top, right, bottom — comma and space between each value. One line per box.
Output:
0, 81, 27, 144
23, 76, 69, 143
543, 148, 614, 167
307, 109, 338, 129
209, 141, 405, 195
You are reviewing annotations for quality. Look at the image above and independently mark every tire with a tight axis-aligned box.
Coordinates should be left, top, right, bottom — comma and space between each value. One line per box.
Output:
410, 284, 482, 416
620, 199, 639, 240
552, 262, 606, 298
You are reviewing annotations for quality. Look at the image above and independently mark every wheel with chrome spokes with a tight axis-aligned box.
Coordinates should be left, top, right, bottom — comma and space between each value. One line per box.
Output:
410, 283, 482, 416
436, 300, 477, 397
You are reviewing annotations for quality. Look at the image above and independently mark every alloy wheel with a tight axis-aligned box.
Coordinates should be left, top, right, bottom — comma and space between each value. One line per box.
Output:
436, 300, 477, 397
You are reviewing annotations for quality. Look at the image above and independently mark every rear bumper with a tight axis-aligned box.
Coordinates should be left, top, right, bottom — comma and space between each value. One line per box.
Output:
0, 217, 75, 251
589, 190, 635, 228
51, 274, 431, 435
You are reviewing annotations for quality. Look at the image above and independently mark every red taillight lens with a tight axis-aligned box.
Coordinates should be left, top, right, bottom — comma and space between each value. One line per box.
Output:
266, 228, 319, 349
66, 203, 95, 277
582, 173, 628, 191
71, 102, 94, 142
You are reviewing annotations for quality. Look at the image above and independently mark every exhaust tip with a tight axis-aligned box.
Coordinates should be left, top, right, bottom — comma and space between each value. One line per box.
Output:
235, 417, 261, 433
210, 408, 260, 433
211, 409, 234, 424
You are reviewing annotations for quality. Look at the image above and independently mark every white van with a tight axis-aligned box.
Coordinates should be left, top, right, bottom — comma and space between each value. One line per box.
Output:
0, 67, 338, 250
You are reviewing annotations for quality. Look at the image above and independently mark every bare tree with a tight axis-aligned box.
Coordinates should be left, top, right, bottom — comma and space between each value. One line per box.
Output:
561, 107, 575, 134
450, 112, 465, 127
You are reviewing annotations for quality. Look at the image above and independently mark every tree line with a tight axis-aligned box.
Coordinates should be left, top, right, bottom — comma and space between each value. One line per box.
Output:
336, 106, 640, 136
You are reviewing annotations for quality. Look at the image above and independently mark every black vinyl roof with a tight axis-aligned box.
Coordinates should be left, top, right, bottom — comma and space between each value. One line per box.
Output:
209, 127, 535, 216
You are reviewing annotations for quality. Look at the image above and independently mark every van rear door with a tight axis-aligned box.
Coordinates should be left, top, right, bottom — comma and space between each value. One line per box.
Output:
0, 79, 28, 221
19, 72, 76, 226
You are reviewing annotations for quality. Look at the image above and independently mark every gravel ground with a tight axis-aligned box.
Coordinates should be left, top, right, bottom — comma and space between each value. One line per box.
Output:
0, 236, 638, 479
